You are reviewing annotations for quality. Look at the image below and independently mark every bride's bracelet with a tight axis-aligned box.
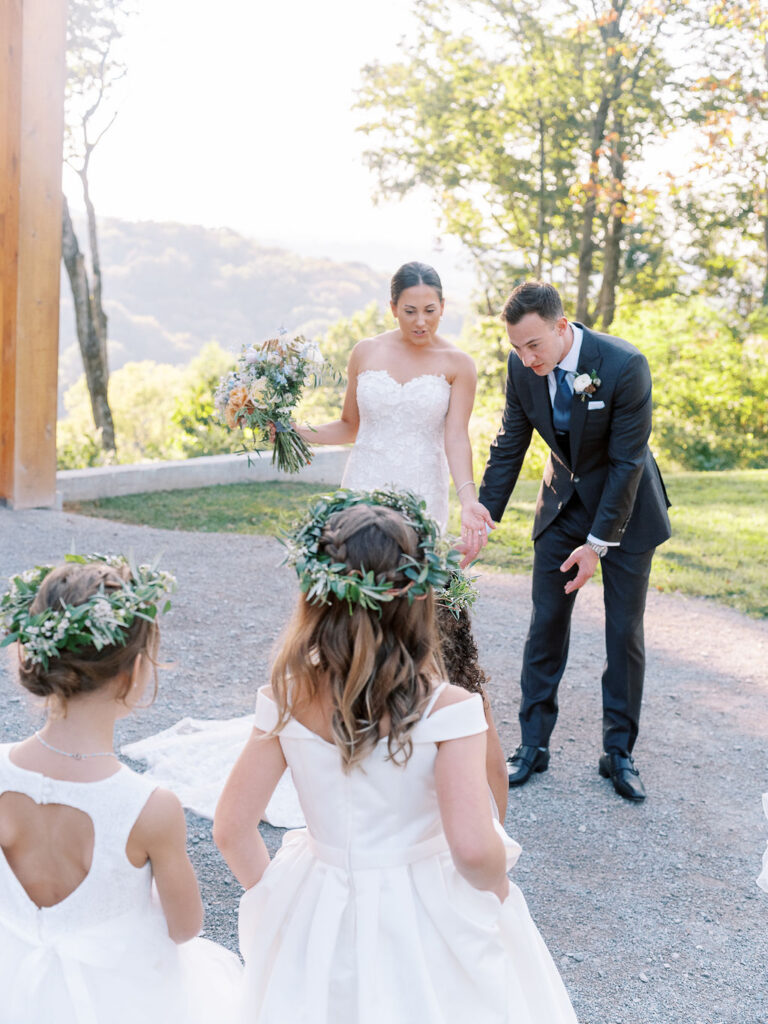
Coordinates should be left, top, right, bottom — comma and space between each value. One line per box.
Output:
456, 480, 476, 496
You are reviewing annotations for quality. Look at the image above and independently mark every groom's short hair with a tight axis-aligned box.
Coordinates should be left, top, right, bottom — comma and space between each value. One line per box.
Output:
501, 282, 564, 325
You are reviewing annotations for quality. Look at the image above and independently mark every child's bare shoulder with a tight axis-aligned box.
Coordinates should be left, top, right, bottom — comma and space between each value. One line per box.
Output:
429, 683, 476, 715
134, 786, 186, 840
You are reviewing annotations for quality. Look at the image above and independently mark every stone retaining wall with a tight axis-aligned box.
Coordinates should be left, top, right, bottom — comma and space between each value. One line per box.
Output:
57, 448, 348, 503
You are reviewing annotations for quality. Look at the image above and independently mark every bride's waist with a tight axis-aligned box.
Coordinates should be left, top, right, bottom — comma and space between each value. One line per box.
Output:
351, 433, 446, 457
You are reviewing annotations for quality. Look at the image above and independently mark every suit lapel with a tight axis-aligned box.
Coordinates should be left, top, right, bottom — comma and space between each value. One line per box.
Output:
569, 327, 603, 468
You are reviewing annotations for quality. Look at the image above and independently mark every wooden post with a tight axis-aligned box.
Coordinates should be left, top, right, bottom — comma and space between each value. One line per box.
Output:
0, 0, 67, 508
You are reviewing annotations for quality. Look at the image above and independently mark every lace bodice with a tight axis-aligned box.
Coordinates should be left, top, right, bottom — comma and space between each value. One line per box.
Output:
342, 370, 451, 531
0, 744, 156, 937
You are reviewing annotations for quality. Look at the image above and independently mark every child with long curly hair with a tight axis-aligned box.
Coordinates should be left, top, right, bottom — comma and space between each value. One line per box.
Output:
215, 498, 577, 1024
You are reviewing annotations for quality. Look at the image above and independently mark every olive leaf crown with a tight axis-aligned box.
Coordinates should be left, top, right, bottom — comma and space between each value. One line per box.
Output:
281, 489, 477, 615
0, 553, 176, 670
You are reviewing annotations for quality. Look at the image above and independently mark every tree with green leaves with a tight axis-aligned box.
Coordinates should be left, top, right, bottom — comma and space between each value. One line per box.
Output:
357, 0, 726, 327
671, 0, 768, 310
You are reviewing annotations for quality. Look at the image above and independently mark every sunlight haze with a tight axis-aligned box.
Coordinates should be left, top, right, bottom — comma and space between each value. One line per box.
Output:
66, 0, 476, 300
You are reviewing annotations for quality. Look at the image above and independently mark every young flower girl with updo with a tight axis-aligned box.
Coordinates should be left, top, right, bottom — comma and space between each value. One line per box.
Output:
0, 556, 241, 1024
214, 492, 578, 1024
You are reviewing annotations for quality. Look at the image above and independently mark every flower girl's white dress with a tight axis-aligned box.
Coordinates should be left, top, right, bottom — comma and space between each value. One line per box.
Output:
237, 685, 578, 1024
0, 744, 241, 1024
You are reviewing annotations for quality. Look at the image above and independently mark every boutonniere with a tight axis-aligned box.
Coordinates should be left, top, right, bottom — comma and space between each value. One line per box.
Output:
573, 370, 601, 402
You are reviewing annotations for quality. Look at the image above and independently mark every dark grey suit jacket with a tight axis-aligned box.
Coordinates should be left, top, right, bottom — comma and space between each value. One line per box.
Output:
478, 324, 671, 554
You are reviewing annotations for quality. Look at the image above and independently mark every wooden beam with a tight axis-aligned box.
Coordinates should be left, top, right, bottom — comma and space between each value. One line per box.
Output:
0, 1, 22, 501
0, 0, 67, 508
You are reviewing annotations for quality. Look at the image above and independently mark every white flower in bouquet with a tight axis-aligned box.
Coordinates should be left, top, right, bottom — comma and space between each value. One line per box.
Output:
248, 378, 268, 403
300, 340, 324, 365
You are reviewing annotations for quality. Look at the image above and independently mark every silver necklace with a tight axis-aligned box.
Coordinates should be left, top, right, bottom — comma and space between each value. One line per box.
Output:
34, 731, 117, 761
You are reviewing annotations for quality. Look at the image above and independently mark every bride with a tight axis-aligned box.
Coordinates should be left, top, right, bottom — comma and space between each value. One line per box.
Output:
125, 262, 496, 825
294, 260, 493, 554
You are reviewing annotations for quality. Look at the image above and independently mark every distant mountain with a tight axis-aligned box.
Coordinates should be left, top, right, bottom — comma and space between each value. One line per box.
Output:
60, 218, 466, 393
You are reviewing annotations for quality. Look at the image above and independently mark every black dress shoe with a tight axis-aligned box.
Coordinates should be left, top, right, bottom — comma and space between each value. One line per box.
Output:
507, 745, 549, 787
598, 752, 646, 801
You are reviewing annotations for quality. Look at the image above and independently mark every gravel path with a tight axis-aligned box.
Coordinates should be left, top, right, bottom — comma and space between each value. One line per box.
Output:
1, 506, 767, 1024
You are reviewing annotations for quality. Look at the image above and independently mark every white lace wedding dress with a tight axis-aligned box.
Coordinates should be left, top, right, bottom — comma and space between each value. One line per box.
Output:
341, 370, 451, 530
124, 370, 454, 827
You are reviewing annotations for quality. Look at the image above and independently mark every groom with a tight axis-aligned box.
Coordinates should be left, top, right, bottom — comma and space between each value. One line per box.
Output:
477, 281, 671, 801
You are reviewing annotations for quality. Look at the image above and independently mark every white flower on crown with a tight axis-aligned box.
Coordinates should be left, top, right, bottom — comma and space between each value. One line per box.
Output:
91, 597, 118, 623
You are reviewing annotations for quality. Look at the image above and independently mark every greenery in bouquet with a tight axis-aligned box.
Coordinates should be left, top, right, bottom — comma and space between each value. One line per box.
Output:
214, 329, 336, 473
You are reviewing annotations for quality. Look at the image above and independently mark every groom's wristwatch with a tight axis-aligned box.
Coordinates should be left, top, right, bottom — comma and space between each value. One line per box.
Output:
586, 539, 608, 558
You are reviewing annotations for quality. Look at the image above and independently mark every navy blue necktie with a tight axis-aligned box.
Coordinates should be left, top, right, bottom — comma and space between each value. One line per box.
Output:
552, 367, 572, 432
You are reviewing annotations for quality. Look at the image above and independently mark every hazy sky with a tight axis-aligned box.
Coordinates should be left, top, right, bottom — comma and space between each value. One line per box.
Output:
67, 0, 475, 297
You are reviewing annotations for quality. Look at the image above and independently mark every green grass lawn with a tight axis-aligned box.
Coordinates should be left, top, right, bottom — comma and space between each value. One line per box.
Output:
66, 469, 768, 618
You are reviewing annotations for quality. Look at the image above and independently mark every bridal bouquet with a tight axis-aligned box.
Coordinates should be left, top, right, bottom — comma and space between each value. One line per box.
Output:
214, 330, 332, 474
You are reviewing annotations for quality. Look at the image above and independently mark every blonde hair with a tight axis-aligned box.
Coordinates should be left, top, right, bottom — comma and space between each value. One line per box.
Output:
17, 561, 160, 712
270, 504, 443, 771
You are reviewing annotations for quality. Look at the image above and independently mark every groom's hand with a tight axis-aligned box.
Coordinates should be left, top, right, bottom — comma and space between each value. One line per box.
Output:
560, 545, 599, 594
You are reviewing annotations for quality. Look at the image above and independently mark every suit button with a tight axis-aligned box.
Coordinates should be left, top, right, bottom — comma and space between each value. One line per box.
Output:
574, 476, 580, 483
557, 501, 563, 509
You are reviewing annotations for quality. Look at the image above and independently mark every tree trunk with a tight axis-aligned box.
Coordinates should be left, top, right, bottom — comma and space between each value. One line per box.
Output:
80, 164, 109, 372
595, 129, 626, 329
575, 96, 610, 325
61, 195, 116, 454
536, 113, 546, 279
578, 1, 626, 325
762, 189, 768, 306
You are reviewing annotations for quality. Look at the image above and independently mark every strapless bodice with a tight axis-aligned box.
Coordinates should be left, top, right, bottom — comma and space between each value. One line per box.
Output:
341, 370, 451, 530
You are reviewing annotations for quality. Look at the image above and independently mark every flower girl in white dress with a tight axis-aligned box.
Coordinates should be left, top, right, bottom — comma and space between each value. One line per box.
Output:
214, 494, 578, 1024
0, 556, 241, 1024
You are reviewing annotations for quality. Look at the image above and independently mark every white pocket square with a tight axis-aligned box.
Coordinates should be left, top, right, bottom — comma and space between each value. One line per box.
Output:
587, 400, 605, 410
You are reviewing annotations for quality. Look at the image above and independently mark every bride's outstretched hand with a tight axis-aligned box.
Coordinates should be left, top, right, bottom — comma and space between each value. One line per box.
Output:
459, 501, 494, 569
267, 420, 299, 444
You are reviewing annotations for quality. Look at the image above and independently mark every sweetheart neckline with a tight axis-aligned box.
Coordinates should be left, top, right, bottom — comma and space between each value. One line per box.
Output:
357, 369, 450, 388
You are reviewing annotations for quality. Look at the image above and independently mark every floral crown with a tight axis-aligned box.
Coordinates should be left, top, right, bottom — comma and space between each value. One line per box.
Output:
0, 553, 176, 670
282, 489, 477, 614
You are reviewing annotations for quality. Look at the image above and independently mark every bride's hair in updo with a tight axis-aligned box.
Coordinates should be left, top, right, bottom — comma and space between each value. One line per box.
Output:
270, 504, 444, 772
390, 261, 443, 305
17, 561, 159, 712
